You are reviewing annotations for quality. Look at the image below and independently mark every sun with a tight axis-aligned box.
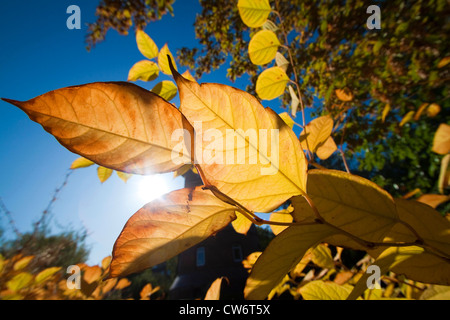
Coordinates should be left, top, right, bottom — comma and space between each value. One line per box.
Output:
135, 174, 170, 204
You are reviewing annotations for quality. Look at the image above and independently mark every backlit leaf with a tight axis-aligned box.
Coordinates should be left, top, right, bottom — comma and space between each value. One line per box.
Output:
299, 116, 334, 154
114, 278, 131, 290
128, 60, 159, 82
269, 206, 293, 235
311, 244, 334, 269
181, 70, 197, 82
420, 285, 450, 300
244, 224, 336, 299
158, 44, 177, 75
316, 136, 337, 160
300, 280, 352, 300
347, 246, 425, 300
13, 256, 34, 271
116, 171, 132, 183
35, 267, 62, 284
278, 112, 294, 129
291, 170, 398, 243
109, 187, 237, 278
70, 157, 94, 169
7, 272, 33, 292
171, 63, 307, 213
237, 0, 271, 28
414, 103, 428, 121
2, 82, 194, 175
232, 212, 253, 235
432, 123, 450, 155
136, 30, 158, 60
140, 283, 159, 300
437, 56, 450, 68
151, 80, 177, 101
204, 277, 224, 300
256, 66, 289, 100
381, 103, 390, 123
83, 265, 102, 284
97, 166, 113, 183
248, 30, 280, 65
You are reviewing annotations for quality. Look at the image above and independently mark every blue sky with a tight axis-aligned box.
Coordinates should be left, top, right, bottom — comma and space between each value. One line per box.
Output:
0, 0, 293, 265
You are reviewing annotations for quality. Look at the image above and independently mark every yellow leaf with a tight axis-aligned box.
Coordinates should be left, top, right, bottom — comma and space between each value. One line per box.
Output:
13, 255, 34, 271
136, 29, 158, 60
417, 194, 450, 209
437, 56, 450, 68
275, 52, 289, 72
256, 66, 289, 100
151, 80, 178, 101
316, 136, 337, 160
204, 277, 224, 300
232, 212, 253, 235
116, 171, 132, 183
171, 62, 307, 213
300, 280, 353, 300
248, 30, 280, 65
237, 0, 271, 28
399, 110, 414, 127
2, 82, 194, 175
278, 112, 294, 129
242, 252, 262, 270
426, 103, 441, 118
311, 244, 334, 269
7, 272, 33, 292
291, 170, 398, 243
70, 157, 94, 169
335, 88, 353, 102
432, 123, 450, 155
269, 206, 293, 235
381, 103, 391, 122
97, 166, 113, 183
35, 267, 61, 284
347, 246, 425, 300
128, 60, 159, 82
173, 164, 193, 178
420, 285, 450, 300
299, 116, 334, 154
109, 187, 237, 278
101, 278, 118, 295
244, 224, 337, 299
158, 43, 177, 75
288, 85, 299, 117
438, 154, 450, 194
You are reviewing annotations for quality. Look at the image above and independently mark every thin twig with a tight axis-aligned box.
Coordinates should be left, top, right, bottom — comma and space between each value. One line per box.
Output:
0, 197, 22, 238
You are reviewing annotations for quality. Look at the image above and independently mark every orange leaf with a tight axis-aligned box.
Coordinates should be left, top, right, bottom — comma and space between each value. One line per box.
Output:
109, 187, 237, 278
2, 82, 193, 175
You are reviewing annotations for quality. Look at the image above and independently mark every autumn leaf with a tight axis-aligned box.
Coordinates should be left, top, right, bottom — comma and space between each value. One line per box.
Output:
204, 277, 225, 300
136, 30, 158, 60
158, 44, 177, 75
244, 223, 337, 299
170, 61, 307, 213
109, 187, 237, 278
248, 30, 280, 65
7, 272, 33, 292
70, 157, 94, 169
151, 80, 178, 101
2, 82, 194, 175
116, 171, 132, 183
291, 170, 398, 243
299, 116, 334, 154
417, 194, 450, 209
13, 256, 34, 271
237, 0, 271, 28
315, 136, 337, 160
128, 60, 159, 82
299, 280, 353, 300
231, 212, 253, 235
256, 66, 289, 100
97, 166, 113, 183
269, 206, 293, 235
432, 123, 450, 155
